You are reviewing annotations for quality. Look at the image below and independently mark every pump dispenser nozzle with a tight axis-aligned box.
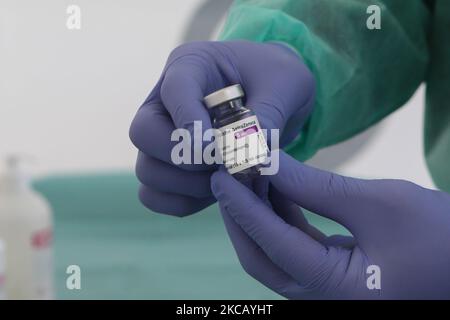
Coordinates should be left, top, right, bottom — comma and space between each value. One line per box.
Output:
0, 155, 31, 192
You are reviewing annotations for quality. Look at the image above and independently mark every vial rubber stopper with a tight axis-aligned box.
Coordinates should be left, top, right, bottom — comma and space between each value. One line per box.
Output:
204, 84, 244, 109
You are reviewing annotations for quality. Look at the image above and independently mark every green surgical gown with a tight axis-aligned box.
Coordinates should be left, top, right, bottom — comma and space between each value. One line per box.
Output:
220, 0, 450, 192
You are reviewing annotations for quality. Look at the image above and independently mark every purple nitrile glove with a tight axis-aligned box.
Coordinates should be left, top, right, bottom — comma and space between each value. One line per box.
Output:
129, 41, 315, 216
211, 150, 450, 299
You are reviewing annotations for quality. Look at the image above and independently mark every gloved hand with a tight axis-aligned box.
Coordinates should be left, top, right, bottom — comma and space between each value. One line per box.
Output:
211, 151, 450, 299
129, 41, 315, 216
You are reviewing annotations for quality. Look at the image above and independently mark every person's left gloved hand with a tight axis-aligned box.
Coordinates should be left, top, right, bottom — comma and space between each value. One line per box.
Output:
211, 151, 450, 299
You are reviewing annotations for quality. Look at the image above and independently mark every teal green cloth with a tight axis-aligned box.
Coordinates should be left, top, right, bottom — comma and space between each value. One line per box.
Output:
33, 173, 347, 299
220, 0, 450, 192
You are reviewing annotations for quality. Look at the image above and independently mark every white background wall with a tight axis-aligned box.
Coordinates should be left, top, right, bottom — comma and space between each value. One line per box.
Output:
0, 0, 436, 189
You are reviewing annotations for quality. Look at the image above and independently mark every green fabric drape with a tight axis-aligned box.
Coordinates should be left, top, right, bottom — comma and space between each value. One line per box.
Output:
220, 0, 449, 192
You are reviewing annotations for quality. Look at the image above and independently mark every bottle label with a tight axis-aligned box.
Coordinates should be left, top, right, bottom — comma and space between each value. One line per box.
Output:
31, 228, 54, 299
215, 115, 269, 174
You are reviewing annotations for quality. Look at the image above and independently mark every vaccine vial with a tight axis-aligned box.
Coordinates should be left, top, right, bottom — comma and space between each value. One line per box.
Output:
204, 84, 269, 176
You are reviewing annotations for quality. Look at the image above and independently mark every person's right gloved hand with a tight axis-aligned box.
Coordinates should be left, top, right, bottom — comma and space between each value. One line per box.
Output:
211, 151, 450, 299
129, 41, 315, 216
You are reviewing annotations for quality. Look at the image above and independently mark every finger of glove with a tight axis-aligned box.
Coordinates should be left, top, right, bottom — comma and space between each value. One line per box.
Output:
138, 184, 215, 217
269, 186, 327, 244
211, 170, 341, 286
130, 101, 213, 171
220, 206, 304, 299
136, 152, 212, 198
269, 151, 377, 234
160, 59, 212, 134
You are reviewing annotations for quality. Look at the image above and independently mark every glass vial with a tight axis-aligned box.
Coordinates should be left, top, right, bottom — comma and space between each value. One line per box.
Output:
204, 84, 269, 177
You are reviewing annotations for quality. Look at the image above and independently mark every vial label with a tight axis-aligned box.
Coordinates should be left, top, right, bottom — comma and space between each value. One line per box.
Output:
215, 115, 269, 174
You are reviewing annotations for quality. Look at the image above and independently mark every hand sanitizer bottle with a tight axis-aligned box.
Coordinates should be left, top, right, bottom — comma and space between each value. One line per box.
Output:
0, 156, 54, 299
